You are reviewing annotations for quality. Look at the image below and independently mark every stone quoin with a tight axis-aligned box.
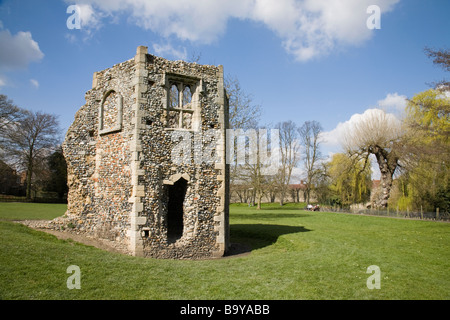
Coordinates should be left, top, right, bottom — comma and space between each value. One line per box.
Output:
58, 46, 230, 259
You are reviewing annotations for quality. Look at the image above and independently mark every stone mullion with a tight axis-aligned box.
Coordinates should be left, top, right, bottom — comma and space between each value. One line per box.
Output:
178, 83, 184, 129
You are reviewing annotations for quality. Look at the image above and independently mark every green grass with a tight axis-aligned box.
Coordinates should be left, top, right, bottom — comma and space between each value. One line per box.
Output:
0, 202, 449, 300
0, 202, 67, 221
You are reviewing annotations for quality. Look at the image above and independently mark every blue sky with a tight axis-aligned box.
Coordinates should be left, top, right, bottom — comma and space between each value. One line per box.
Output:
0, 0, 449, 156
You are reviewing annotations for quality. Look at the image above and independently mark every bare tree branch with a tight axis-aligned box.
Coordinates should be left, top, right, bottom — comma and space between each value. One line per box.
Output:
2, 110, 61, 199
275, 120, 300, 205
298, 120, 323, 205
225, 75, 261, 130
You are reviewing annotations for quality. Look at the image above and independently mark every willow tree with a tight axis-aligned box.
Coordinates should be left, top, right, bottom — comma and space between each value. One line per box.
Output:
342, 109, 404, 208
397, 47, 450, 211
402, 88, 450, 211
328, 153, 372, 207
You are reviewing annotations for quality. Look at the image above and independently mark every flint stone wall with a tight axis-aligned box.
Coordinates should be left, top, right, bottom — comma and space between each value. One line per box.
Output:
56, 46, 229, 259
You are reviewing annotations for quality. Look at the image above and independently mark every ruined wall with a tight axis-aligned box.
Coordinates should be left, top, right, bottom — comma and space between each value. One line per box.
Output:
60, 46, 229, 259
62, 58, 136, 253
136, 54, 229, 259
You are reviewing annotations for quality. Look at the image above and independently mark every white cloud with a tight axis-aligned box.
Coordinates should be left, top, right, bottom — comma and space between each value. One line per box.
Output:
78, 3, 109, 36
0, 74, 7, 87
321, 97, 403, 153
0, 27, 44, 88
377, 92, 407, 113
65, 33, 77, 43
65, 4, 110, 42
320, 121, 349, 152
30, 79, 39, 88
152, 42, 187, 61
78, 3, 100, 28
67, 0, 400, 61
0, 29, 44, 70
67, 0, 245, 43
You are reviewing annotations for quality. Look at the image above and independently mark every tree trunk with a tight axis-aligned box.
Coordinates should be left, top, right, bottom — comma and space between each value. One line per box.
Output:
372, 145, 398, 208
26, 162, 33, 200
279, 190, 284, 206
25, 148, 34, 200
257, 191, 262, 210
378, 172, 393, 208
305, 179, 312, 205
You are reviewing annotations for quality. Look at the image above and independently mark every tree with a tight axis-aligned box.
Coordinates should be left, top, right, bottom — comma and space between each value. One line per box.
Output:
236, 129, 276, 209
225, 75, 261, 130
0, 95, 26, 135
0, 159, 21, 195
313, 162, 332, 205
424, 47, 450, 89
403, 88, 449, 176
390, 48, 450, 213
298, 120, 323, 205
46, 146, 68, 199
328, 153, 372, 207
225, 75, 264, 201
406, 89, 449, 149
342, 109, 403, 208
425, 47, 450, 71
0, 95, 26, 162
380, 47, 450, 213
275, 120, 300, 205
397, 88, 450, 212
3, 110, 60, 199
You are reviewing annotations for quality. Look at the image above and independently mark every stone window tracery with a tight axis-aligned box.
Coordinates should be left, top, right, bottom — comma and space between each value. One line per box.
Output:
165, 75, 200, 131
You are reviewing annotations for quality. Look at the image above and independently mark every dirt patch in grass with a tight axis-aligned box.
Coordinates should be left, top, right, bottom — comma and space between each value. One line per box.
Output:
18, 220, 251, 259
18, 220, 129, 255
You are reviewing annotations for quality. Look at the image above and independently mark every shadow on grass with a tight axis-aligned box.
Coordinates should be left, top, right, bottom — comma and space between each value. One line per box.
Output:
225, 224, 311, 257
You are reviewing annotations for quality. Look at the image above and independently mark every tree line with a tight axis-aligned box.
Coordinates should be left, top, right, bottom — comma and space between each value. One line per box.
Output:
1, 47, 447, 212
229, 48, 449, 213
226, 74, 326, 209
339, 47, 449, 213
0, 97, 67, 201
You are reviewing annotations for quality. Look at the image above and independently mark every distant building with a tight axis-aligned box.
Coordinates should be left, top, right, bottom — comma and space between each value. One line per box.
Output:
0, 160, 23, 196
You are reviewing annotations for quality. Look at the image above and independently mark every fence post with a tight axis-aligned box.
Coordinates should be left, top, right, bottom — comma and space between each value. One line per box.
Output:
407, 207, 410, 218
420, 205, 423, 220
436, 207, 440, 221
396, 206, 399, 217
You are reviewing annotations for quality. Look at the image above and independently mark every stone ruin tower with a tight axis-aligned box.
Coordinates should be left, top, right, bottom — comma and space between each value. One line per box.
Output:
62, 46, 230, 259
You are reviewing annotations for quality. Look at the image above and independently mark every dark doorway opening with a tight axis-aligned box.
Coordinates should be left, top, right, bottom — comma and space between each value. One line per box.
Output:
167, 177, 187, 243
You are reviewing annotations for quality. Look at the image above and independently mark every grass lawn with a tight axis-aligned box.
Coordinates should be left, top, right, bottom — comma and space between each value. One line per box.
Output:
0, 202, 449, 300
0, 202, 67, 221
